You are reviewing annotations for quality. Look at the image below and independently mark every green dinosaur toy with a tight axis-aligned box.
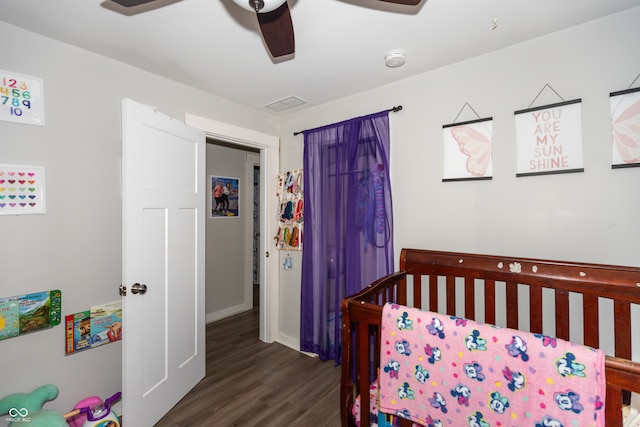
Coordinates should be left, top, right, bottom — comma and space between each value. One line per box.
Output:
0, 384, 67, 426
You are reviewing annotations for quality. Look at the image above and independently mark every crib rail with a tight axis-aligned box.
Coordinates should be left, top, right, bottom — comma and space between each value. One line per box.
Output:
340, 249, 640, 427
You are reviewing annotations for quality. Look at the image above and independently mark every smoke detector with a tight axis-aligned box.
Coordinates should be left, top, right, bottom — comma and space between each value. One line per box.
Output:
385, 49, 406, 68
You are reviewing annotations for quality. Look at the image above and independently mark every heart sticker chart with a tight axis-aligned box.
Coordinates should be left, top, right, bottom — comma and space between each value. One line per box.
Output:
0, 164, 46, 215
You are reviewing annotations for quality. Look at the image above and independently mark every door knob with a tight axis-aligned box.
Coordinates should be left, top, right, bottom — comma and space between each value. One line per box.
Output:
131, 283, 148, 295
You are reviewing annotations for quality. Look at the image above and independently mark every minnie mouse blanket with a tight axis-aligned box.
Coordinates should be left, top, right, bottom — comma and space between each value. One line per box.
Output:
378, 303, 606, 427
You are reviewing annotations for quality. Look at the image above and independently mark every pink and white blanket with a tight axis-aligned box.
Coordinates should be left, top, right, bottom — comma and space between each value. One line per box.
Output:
379, 302, 606, 427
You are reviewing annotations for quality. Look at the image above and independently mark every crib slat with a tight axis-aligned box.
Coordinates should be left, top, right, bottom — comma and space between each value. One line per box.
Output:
341, 312, 353, 426
414, 274, 422, 309
555, 288, 570, 340
614, 300, 631, 359
399, 417, 412, 427
429, 274, 438, 312
605, 385, 623, 426
485, 279, 496, 325
506, 281, 518, 329
383, 285, 391, 305
530, 285, 542, 334
357, 321, 371, 427
389, 284, 396, 305
583, 294, 599, 348
465, 276, 475, 320
446, 275, 455, 315
398, 273, 407, 306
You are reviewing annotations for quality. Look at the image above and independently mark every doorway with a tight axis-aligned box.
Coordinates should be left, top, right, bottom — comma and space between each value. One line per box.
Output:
185, 112, 280, 343
205, 140, 260, 324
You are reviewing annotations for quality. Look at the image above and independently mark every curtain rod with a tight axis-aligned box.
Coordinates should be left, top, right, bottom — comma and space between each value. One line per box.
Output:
293, 105, 403, 136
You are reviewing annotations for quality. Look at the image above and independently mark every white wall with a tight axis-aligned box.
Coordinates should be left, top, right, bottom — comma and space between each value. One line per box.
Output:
278, 7, 640, 349
0, 21, 279, 418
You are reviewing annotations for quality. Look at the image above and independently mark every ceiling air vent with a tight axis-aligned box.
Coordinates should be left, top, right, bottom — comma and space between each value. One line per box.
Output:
265, 95, 307, 112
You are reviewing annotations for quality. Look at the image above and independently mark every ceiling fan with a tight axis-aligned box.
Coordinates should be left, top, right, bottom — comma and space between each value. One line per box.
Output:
111, 0, 421, 58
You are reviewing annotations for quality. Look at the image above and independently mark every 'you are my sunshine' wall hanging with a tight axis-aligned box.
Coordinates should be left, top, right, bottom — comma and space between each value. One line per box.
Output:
514, 98, 584, 177
0, 69, 45, 126
0, 164, 46, 215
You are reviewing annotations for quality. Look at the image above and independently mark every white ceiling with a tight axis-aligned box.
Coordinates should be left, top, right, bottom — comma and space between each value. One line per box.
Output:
2, 0, 639, 114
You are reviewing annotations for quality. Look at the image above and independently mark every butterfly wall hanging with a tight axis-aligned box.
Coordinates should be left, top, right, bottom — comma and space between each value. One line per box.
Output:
442, 118, 493, 182
610, 86, 640, 168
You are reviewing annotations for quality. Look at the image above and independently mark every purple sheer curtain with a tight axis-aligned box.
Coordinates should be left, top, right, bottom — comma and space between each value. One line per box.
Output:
300, 110, 394, 363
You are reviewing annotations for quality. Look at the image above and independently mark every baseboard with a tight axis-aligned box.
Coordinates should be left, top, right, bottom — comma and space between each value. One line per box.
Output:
275, 331, 299, 352
205, 302, 253, 324
274, 332, 317, 357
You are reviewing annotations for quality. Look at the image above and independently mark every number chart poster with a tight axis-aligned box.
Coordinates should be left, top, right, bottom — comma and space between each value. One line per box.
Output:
0, 164, 46, 215
514, 99, 584, 177
0, 69, 45, 126
442, 118, 493, 182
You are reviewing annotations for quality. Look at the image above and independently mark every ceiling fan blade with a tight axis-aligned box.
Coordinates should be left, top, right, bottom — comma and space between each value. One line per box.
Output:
257, 2, 295, 58
111, 0, 157, 6
378, 0, 422, 5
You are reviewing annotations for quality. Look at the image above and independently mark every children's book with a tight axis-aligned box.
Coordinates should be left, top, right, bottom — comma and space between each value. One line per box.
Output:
65, 301, 123, 354
89, 301, 122, 348
65, 310, 91, 354
0, 299, 20, 339
0, 290, 61, 342
65, 313, 75, 355
18, 291, 52, 333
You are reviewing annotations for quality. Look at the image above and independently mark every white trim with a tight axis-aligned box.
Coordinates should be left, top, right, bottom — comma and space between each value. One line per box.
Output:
275, 331, 301, 352
185, 115, 279, 149
273, 332, 317, 358
205, 303, 254, 324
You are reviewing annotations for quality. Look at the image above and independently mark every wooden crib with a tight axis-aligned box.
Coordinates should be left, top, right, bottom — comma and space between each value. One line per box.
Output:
340, 248, 640, 426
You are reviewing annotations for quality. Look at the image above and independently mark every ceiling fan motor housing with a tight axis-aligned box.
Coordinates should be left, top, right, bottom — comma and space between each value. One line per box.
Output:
232, 0, 287, 13
233, 0, 288, 13
250, 0, 265, 12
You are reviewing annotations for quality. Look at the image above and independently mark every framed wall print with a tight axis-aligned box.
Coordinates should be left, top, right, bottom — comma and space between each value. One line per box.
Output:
514, 99, 584, 177
0, 70, 45, 126
0, 164, 46, 215
610, 86, 640, 168
210, 176, 239, 218
442, 118, 493, 182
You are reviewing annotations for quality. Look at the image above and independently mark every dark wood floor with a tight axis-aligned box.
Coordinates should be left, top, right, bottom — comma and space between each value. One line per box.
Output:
155, 307, 342, 426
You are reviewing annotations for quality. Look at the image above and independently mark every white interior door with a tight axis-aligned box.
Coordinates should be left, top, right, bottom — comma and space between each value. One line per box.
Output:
121, 98, 206, 427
